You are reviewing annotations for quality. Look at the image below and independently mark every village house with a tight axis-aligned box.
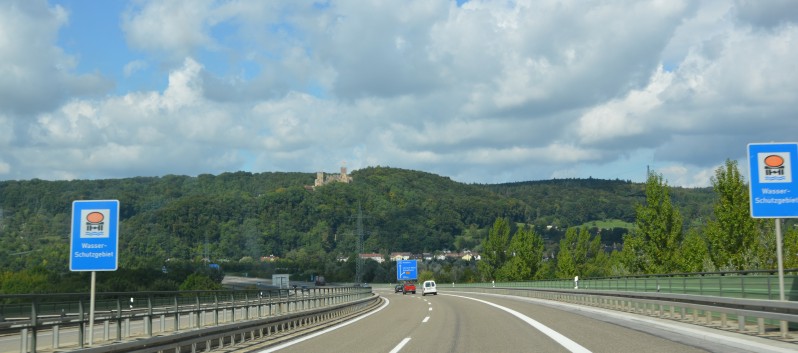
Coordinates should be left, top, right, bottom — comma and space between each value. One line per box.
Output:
390, 252, 413, 261
359, 253, 385, 263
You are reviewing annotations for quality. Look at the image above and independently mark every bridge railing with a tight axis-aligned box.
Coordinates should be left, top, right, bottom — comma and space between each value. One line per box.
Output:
449, 269, 798, 301
0, 286, 372, 353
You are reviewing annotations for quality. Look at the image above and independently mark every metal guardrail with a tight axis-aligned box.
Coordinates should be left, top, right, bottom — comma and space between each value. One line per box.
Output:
0, 286, 372, 353
447, 270, 798, 301
69, 294, 382, 353
445, 286, 798, 340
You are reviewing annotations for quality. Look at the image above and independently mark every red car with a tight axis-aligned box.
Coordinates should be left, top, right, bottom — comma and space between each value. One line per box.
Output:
402, 282, 416, 294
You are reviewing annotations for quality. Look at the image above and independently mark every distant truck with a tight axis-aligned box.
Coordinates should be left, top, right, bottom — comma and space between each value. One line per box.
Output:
272, 274, 290, 289
314, 275, 326, 286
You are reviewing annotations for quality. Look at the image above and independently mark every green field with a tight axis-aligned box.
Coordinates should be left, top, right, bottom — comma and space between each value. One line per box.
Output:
581, 219, 635, 229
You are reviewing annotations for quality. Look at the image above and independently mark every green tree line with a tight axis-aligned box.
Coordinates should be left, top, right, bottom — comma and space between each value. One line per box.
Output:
475, 160, 798, 281
1, 164, 796, 293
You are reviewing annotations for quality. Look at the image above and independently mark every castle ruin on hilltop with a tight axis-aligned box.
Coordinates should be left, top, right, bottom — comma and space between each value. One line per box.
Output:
312, 165, 353, 189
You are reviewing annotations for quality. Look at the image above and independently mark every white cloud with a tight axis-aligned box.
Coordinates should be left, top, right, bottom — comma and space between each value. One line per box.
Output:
161, 58, 204, 110
123, 60, 148, 77
0, 115, 12, 145
0, 0, 110, 115
2, 0, 798, 187
121, 0, 216, 61
576, 67, 673, 145
658, 163, 721, 189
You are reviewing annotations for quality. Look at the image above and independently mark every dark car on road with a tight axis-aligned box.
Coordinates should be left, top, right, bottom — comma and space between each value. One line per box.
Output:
394, 284, 403, 293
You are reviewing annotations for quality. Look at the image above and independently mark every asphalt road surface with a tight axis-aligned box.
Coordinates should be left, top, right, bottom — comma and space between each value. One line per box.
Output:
10, 287, 793, 353
251, 288, 797, 353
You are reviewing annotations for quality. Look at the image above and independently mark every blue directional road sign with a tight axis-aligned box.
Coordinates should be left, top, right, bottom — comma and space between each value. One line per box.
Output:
748, 143, 798, 218
70, 200, 120, 271
396, 260, 418, 280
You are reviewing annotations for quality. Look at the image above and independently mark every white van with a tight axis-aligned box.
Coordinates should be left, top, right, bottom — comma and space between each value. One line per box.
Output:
421, 280, 437, 296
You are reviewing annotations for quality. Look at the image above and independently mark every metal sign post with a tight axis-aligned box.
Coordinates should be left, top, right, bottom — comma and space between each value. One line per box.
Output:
775, 219, 785, 301
747, 143, 798, 337
70, 200, 120, 345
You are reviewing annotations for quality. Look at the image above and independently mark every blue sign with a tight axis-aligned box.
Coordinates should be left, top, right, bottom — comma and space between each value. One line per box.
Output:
748, 143, 798, 218
396, 260, 418, 280
70, 200, 120, 271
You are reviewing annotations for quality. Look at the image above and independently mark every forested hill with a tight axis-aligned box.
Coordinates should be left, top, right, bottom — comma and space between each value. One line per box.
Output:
0, 166, 714, 273
484, 178, 716, 229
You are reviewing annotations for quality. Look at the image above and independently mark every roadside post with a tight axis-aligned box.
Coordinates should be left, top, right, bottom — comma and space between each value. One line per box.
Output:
70, 200, 120, 346
747, 143, 798, 337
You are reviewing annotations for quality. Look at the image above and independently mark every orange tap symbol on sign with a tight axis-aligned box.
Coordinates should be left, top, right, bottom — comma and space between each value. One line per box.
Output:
764, 155, 785, 176
85, 211, 105, 231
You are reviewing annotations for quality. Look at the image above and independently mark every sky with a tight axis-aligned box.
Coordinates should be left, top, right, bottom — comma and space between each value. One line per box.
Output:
1, 0, 798, 187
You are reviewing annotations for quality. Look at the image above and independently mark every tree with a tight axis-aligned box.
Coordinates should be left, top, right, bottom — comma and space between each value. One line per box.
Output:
179, 273, 223, 291
0, 269, 51, 294
705, 159, 761, 270
582, 231, 611, 277
497, 225, 544, 280
784, 222, 798, 269
477, 218, 511, 280
623, 171, 683, 274
746, 220, 777, 270
555, 227, 579, 278
618, 230, 645, 274
418, 270, 435, 282
556, 227, 603, 278
677, 229, 709, 273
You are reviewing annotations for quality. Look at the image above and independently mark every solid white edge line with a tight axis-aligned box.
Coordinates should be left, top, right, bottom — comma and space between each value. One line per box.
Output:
255, 297, 391, 353
447, 294, 592, 353
463, 291, 798, 353
389, 337, 412, 353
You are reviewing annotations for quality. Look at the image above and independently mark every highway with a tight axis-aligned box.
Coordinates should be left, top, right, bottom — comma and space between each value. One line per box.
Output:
251, 288, 797, 353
